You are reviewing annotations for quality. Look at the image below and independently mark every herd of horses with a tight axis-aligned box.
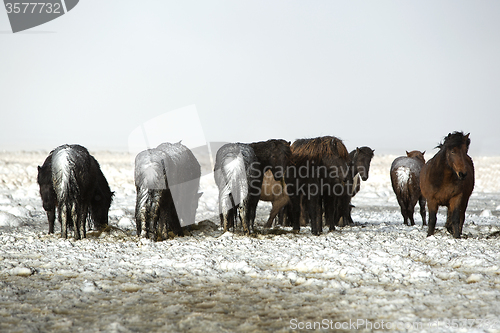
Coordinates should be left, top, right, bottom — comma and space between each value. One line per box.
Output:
36, 131, 475, 240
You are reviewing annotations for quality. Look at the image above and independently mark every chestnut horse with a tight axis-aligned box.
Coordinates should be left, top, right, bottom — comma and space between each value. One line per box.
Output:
390, 150, 426, 226
261, 169, 290, 228
420, 132, 474, 238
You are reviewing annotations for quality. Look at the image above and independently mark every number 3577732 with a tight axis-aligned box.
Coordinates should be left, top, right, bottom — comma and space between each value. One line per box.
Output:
5, 2, 62, 14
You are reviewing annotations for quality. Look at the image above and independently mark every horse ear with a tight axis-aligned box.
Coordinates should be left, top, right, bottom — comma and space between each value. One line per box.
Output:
38, 166, 41, 171
406, 151, 410, 156
465, 133, 470, 139
197, 192, 203, 199
422, 151, 426, 155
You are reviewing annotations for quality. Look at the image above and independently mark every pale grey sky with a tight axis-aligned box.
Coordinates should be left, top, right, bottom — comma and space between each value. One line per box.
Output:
1, 0, 499, 155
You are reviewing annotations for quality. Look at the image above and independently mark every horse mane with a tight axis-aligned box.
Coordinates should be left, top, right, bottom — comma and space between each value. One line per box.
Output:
292, 136, 348, 165
357, 146, 374, 158
436, 131, 470, 151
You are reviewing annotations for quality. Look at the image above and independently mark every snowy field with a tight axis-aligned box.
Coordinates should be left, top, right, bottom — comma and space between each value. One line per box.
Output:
1, 151, 500, 332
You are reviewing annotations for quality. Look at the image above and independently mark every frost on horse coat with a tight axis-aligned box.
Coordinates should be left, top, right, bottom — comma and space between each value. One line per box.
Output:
390, 150, 426, 226
134, 142, 201, 240
37, 146, 113, 237
37, 144, 112, 239
214, 143, 258, 234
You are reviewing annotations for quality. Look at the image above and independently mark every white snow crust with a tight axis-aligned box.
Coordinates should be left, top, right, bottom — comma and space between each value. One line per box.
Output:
1, 152, 500, 332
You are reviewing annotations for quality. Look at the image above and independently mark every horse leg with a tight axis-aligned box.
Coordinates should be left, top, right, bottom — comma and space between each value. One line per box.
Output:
317, 198, 323, 234
59, 203, 67, 239
397, 197, 408, 225
289, 195, 301, 231
265, 201, 281, 228
426, 201, 438, 237
399, 206, 408, 226
77, 203, 88, 240
135, 187, 143, 236
408, 204, 415, 226
239, 198, 251, 235
419, 196, 427, 226
444, 208, 453, 234
278, 207, 286, 226
323, 195, 334, 231
71, 201, 81, 240
337, 193, 351, 227
219, 192, 232, 232
449, 196, 463, 238
307, 196, 320, 236
47, 209, 56, 234
299, 195, 307, 227
266, 196, 290, 228
148, 191, 162, 240
459, 199, 470, 236
345, 198, 355, 225
248, 195, 260, 232
450, 208, 461, 238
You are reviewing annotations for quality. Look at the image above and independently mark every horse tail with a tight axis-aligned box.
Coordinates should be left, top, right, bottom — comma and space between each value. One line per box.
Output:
394, 166, 413, 209
219, 152, 248, 212
52, 146, 79, 203
135, 185, 161, 238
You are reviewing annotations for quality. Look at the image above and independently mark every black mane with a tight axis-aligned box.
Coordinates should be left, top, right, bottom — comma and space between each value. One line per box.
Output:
437, 131, 470, 150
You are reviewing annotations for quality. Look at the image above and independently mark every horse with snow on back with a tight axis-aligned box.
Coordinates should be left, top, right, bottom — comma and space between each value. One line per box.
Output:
390, 150, 426, 226
135, 142, 201, 240
37, 144, 113, 239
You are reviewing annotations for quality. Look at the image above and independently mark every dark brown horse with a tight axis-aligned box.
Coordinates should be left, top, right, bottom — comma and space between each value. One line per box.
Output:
420, 132, 474, 238
390, 150, 426, 226
288, 136, 349, 235
337, 146, 375, 227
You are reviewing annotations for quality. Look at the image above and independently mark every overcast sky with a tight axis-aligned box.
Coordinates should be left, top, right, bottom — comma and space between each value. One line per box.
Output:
1, 0, 499, 155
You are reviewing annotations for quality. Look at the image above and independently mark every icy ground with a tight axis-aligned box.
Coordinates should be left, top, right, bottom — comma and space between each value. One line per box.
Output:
1, 152, 500, 332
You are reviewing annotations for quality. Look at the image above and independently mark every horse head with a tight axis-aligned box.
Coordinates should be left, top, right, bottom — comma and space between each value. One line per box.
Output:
406, 150, 426, 164
352, 147, 375, 181
441, 132, 471, 180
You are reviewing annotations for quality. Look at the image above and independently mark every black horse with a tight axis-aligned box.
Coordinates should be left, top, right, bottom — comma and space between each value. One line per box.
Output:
337, 146, 375, 227
288, 136, 349, 235
37, 144, 113, 239
135, 142, 201, 240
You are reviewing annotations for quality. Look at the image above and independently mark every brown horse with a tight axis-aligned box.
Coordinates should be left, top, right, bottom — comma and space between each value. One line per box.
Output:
261, 169, 290, 228
420, 132, 474, 238
390, 150, 426, 226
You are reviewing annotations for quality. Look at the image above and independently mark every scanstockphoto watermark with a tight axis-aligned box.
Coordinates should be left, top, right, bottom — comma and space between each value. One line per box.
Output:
289, 318, 500, 330
248, 162, 367, 199
3, 0, 79, 33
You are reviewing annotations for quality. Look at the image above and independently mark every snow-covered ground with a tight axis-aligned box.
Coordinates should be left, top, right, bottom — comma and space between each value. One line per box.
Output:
1, 152, 500, 332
